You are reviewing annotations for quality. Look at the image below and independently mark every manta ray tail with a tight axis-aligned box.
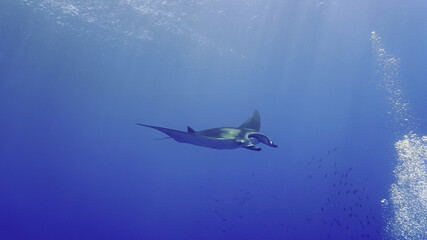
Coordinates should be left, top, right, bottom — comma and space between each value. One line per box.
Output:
136, 123, 194, 143
153, 136, 172, 140
136, 123, 173, 140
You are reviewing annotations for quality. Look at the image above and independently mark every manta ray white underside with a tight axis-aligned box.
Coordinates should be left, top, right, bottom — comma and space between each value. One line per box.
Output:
137, 110, 277, 151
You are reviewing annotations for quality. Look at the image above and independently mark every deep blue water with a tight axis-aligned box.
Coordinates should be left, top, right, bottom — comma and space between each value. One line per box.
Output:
1, 1, 426, 240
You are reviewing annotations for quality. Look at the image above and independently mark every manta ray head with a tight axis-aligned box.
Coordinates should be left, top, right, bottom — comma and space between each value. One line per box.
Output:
234, 131, 278, 151
248, 132, 278, 148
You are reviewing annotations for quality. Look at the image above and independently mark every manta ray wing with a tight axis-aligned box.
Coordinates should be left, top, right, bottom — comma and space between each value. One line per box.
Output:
238, 110, 260, 131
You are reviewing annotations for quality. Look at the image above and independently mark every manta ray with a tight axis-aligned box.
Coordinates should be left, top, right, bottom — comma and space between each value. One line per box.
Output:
137, 110, 277, 151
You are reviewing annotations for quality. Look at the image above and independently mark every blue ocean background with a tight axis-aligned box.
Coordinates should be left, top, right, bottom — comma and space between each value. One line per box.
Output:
1, 1, 426, 239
